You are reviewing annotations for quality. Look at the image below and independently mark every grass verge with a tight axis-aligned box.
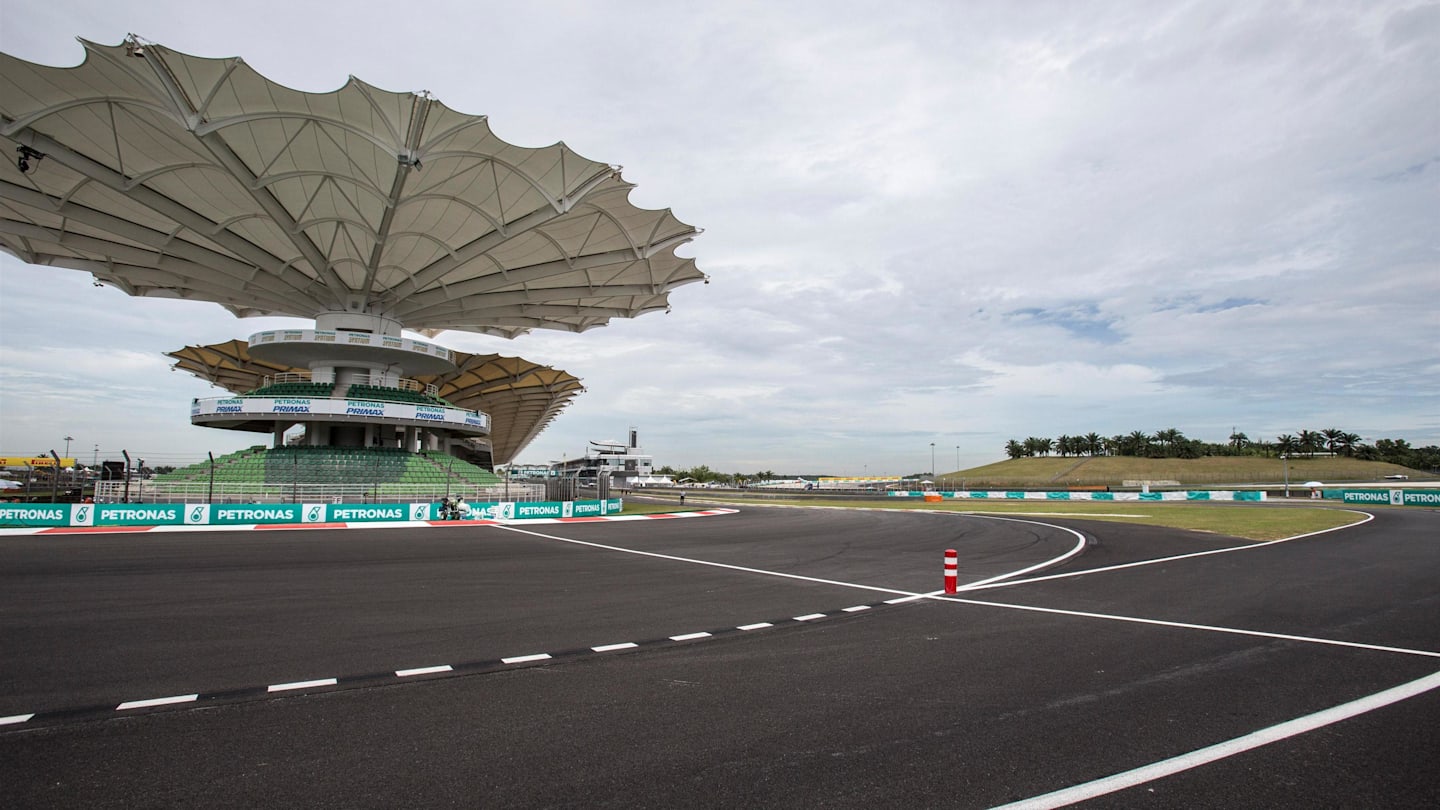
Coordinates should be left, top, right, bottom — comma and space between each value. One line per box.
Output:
660, 497, 1369, 542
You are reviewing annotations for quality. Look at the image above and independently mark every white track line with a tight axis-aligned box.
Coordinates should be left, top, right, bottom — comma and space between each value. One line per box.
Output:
992, 668, 1440, 809
501, 653, 552, 664
938, 594, 1440, 659
396, 665, 452, 677
496, 525, 925, 597
497, 516, 1088, 597
962, 512, 1375, 592
0, 713, 35, 725
592, 642, 639, 652
267, 678, 337, 692
117, 694, 198, 710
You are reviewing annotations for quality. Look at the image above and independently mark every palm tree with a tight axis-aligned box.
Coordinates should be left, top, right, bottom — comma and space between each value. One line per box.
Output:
1005, 440, 1026, 459
1124, 430, 1150, 457
1155, 427, 1185, 457
1055, 434, 1073, 457
1275, 434, 1298, 457
1229, 431, 1249, 454
1321, 428, 1345, 456
1297, 430, 1321, 458
1084, 432, 1103, 456
1337, 432, 1361, 457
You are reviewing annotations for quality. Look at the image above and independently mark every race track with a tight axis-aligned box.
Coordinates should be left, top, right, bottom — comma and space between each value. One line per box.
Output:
2, 505, 1437, 808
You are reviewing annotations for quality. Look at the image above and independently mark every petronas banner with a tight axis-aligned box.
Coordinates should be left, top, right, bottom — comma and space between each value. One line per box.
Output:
0, 498, 625, 528
1341, 490, 1440, 507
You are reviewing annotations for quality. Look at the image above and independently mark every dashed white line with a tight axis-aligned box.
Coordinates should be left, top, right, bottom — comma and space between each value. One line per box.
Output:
396, 665, 452, 677
0, 714, 35, 725
738, 622, 774, 631
116, 694, 198, 710
592, 642, 639, 652
501, 653, 552, 664
794, 613, 826, 621
267, 678, 337, 692
843, 605, 872, 612
670, 632, 712, 641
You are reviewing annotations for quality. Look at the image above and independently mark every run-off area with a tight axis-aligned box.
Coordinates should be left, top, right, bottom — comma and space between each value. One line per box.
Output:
2, 505, 1437, 808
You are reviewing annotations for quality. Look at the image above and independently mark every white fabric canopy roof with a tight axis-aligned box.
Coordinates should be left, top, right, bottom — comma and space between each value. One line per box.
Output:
1, 36, 705, 337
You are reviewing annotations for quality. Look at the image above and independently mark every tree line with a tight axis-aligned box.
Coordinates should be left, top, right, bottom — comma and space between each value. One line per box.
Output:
1003, 428, 1438, 470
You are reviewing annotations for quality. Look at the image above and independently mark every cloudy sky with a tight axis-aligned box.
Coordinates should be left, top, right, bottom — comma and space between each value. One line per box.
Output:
1, 0, 1437, 475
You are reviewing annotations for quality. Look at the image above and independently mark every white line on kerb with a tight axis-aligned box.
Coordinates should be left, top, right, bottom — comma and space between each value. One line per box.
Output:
592, 642, 638, 652
992, 668, 1440, 809
116, 694, 198, 710
267, 678, 337, 692
0, 713, 35, 725
501, 653, 551, 664
396, 665, 452, 677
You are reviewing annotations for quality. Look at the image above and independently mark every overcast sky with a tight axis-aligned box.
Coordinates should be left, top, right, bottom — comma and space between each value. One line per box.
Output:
1, 1, 1437, 475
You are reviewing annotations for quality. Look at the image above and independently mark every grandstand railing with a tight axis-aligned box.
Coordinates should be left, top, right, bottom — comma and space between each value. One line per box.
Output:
94, 480, 545, 505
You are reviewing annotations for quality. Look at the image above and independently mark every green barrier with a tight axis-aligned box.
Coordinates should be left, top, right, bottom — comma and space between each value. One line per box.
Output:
1091, 492, 1115, 501
0, 503, 72, 527
1045, 492, 1071, 500
1005, 491, 1025, 499
1341, 489, 1440, 507
1139, 492, 1163, 501
1186, 491, 1211, 501
208, 504, 309, 525
0, 498, 625, 528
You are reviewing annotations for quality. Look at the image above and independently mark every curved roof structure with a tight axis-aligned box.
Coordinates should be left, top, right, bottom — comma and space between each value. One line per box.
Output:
167, 341, 583, 464
1, 36, 705, 338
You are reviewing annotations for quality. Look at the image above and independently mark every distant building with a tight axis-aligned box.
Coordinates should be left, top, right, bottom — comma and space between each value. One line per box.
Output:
546, 430, 673, 487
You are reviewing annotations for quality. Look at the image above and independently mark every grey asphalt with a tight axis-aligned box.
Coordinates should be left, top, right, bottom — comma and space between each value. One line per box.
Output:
1, 505, 1436, 808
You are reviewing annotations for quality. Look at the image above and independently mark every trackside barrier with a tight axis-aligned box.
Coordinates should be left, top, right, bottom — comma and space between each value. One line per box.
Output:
0, 499, 624, 529
944, 549, 958, 594
1334, 489, 1440, 507
888, 491, 1265, 502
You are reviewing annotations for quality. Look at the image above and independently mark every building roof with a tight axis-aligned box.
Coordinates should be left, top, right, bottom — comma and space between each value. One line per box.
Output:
166, 341, 583, 464
1, 36, 705, 338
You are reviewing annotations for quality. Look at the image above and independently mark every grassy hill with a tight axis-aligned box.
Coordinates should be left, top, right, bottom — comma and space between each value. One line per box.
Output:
942, 456, 1430, 488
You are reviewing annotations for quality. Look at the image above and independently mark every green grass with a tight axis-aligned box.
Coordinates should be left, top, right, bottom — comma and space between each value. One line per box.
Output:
676, 496, 1369, 542
942, 455, 1427, 487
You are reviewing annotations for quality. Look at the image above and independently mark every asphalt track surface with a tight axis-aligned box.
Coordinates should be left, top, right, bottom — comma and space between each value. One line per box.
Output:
2, 504, 1437, 808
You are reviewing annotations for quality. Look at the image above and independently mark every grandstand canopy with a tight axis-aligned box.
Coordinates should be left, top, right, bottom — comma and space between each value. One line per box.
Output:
168, 341, 583, 464
1, 36, 706, 338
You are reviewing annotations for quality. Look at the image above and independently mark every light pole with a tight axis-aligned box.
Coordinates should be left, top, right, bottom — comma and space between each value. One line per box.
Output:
930, 442, 935, 480
63, 435, 73, 460
1281, 453, 1290, 498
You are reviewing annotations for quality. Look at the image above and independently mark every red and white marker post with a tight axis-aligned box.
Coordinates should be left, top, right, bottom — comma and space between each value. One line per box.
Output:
944, 548, 958, 594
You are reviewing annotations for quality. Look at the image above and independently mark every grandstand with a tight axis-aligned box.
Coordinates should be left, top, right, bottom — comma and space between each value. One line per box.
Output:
139, 445, 509, 504
0, 36, 704, 504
